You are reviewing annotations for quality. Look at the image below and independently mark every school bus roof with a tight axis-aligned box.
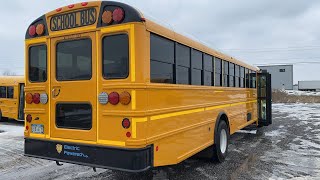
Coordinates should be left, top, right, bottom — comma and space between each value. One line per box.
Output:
0, 76, 24, 85
26, 1, 258, 71
145, 19, 259, 71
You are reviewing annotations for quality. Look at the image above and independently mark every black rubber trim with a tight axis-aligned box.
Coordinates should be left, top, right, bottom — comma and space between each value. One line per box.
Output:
97, 1, 143, 28
25, 15, 49, 39
24, 138, 153, 172
214, 111, 228, 144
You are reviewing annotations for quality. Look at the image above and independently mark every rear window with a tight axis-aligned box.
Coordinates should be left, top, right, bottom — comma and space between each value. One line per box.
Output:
29, 45, 47, 82
56, 39, 92, 81
103, 34, 129, 79
56, 103, 92, 130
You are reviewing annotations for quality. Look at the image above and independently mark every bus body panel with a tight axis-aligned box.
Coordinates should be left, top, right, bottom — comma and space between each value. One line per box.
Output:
24, 1, 265, 172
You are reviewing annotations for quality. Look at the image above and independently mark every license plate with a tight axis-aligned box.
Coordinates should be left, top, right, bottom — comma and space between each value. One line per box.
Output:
31, 124, 44, 134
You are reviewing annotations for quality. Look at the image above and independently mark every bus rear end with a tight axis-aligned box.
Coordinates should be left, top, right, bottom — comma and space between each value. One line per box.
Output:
24, 1, 152, 172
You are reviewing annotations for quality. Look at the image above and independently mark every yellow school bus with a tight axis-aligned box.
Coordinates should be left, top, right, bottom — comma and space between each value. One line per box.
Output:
0, 76, 25, 121
24, 1, 272, 172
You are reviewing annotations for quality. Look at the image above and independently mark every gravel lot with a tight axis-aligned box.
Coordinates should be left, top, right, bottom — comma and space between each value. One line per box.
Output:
0, 103, 320, 180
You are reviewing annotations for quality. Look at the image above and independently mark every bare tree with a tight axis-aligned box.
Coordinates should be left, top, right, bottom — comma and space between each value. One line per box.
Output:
2, 70, 16, 76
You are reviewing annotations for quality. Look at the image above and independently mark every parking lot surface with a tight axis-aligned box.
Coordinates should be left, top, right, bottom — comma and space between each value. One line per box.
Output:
0, 103, 319, 180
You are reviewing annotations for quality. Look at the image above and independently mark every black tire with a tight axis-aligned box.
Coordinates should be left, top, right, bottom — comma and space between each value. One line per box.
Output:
213, 120, 230, 162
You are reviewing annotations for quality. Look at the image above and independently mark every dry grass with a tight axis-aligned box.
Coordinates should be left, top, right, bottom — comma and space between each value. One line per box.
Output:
272, 90, 320, 103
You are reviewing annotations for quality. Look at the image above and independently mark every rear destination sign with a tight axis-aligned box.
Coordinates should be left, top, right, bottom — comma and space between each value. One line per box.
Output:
50, 8, 96, 31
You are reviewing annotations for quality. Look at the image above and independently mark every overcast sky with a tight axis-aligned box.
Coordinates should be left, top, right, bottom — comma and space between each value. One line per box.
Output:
1, 0, 320, 83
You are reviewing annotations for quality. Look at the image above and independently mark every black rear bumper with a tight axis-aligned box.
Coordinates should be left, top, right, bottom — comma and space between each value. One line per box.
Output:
24, 138, 153, 172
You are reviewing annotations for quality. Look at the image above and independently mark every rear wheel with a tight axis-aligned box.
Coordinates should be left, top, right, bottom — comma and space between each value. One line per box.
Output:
213, 120, 229, 162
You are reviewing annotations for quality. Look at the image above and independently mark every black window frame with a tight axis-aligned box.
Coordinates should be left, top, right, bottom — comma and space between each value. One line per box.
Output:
223, 60, 229, 87
28, 44, 47, 83
102, 33, 130, 80
0, 86, 7, 98
7, 86, 14, 99
150, 33, 175, 84
203, 54, 214, 86
240, 66, 245, 88
245, 68, 250, 88
215, 58, 222, 86
191, 49, 203, 85
229, 62, 235, 87
56, 38, 93, 81
175, 43, 191, 85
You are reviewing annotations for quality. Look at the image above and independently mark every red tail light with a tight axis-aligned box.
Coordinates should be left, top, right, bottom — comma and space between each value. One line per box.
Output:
109, 92, 119, 105
26, 125, 29, 131
28, 25, 36, 36
26, 114, 32, 123
122, 118, 130, 129
81, 2, 88, 6
113, 8, 125, 23
33, 93, 40, 104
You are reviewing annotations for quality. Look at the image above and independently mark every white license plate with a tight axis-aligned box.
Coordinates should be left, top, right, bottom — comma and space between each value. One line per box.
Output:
31, 124, 44, 134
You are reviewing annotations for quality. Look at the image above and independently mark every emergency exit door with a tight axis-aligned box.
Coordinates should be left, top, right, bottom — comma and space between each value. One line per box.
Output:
257, 73, 272, 126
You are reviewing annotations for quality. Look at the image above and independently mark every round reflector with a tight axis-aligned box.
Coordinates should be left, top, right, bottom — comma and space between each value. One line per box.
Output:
109, 92, 119, 105
113, 8, 125, 23
36, 24, 45, 35
98, 92, 109, 105
33, 93, 40, 104
122, 118, 130, 129
26, 93, 33, 104
68, 4, 75, 8
119, 91, 131, 105
26, 114, 32, 123
102, 11, 113, 24
28, 25, 36, 37
56, 8, 62, 12
40, 93, 48, 104
126, 132, 131, 138
26, 125, 29, 131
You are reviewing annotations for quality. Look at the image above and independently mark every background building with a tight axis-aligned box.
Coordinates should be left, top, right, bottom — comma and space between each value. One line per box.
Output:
298, 81, 320, 92
258, 65, 293, 90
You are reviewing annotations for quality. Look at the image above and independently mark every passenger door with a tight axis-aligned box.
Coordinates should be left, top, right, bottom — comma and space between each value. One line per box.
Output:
50, 32, 97, 142
257, 72, 272, 126
18, 83, 25, 120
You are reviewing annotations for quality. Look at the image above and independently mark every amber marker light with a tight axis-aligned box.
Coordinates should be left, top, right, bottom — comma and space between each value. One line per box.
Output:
26, 93, 33, 104
102, 11, 113, 24
36, 24, 44, 35
119, 91, 131, 105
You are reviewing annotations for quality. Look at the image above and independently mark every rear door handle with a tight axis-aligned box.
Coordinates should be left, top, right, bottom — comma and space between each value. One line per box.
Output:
52, 88, 61, 98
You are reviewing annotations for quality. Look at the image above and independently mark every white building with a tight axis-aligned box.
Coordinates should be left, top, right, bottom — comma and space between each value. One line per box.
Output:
298, 81, 320, 92
258, 65, 293, 90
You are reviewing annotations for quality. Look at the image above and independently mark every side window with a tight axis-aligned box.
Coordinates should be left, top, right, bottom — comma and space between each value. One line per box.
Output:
150, 34, 174, 84
229, 63, 235, 87
191, 49, 203, 85
240, 66, 245, 88
245, 68, 250, 88
7, 86, 14, 98
223, 61, 229, 87
29, 45, 47, 82
235, 65, 240, 87
0, 86, 6, 98
103, 34, 129, 79
203, 54, 213, 86
215, 58, 222, 86
176, 43, 190, 85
